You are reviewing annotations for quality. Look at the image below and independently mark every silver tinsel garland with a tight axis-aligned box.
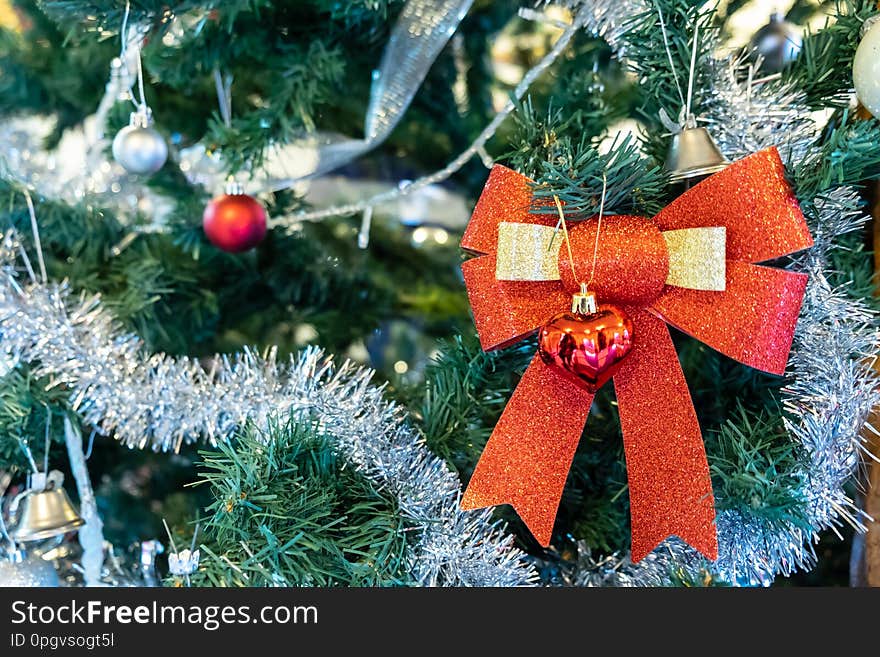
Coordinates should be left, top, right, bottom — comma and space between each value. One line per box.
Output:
539, 0, 879, 587
0, 236, 534, 587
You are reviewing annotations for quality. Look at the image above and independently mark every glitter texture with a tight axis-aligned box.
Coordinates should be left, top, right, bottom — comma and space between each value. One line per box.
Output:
461, 164, 556, 255
535, 0, 878, 587
461, 254, 571, 351
460, 146, 811, 561
651, 261, 808, 375
614, 310, 717, 562
495, 222, 561, 280
461, 354, 594, 546
653, 149, 813, 263
495, 221, 726, 293
558, 216, 668, 305
662, 227, 726, 291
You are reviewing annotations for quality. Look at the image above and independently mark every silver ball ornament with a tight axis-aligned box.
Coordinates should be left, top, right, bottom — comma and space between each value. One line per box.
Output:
0, 550, 59, 587
854, 16, 880, 119
749, 13, 802, 73
112, 111, 168, 175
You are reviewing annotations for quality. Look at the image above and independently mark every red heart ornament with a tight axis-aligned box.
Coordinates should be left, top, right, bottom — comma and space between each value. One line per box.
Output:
537, 306, 635, 393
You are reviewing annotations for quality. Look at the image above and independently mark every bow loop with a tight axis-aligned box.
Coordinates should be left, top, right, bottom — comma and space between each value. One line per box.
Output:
653, 147, 812, 262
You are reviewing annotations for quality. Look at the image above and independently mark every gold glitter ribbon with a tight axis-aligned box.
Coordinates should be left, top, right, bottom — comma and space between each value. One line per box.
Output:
495, 222, 726, 291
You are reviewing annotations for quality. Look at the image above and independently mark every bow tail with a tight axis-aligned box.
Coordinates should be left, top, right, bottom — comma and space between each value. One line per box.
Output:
461, 354, 594, 546
614, 310, 718, 562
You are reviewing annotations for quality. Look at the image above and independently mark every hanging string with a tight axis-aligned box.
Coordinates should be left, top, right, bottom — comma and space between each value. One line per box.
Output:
84, 429, 97, 460
0, 472, 17, 553
586, 173, 608, 291
552, 195, 578, 283
190, 521, 200, 554
684, 20, 700, 123
213, 68, 233, 129
551, 172, 607, 290
119, 1, 131, 61
162, 518, 178, 554
135, 45, 148, 113
656, 7, 702, 129
119, 1, 147, 113
18, 439, 39, 475
656, 4, 686, 111
42, 409, 51, 475
13, 218, 36, 288
23, 190, 46, 284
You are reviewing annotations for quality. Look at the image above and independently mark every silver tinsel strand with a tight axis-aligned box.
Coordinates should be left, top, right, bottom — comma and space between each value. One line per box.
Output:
535, 0, 646, 55
541, 0, 880, 587
0, 239, 535, 587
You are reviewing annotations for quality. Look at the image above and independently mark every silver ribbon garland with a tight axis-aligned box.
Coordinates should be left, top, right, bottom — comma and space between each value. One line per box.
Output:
64, 418, 105, 587
262, 0, 475, 186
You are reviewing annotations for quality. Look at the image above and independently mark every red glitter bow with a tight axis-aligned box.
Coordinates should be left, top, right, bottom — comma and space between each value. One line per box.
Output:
459, 147, 813, 561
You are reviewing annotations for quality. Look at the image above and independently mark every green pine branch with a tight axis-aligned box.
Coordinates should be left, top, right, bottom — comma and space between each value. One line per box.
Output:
783, 0, 878, 110
0, 366, 70, 471
621, 0, 719, 164
792, 110, 880, 204
705, 406, 809, 529
182, 417, 410, 587
531, 131, 668, 218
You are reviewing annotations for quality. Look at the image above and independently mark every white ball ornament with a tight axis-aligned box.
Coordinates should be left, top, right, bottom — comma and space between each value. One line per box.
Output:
854, 16, 880, 118
112, 109, 168, 175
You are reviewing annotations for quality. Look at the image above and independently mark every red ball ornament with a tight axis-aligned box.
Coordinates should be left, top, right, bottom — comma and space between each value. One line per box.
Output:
538, 285, 634, 393
202, 186, 267, 253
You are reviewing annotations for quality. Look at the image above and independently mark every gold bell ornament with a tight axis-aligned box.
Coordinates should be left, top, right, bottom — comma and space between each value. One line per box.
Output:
10, 470, 85, 542
666, 115, 729, 182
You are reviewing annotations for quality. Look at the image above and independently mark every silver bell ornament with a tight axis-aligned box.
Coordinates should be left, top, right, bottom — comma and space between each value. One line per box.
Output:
10, 471, 85, 543
854, 15, 880, 119
666, 117, 728, 182
749, 12, 803, 73
0, 548, 59, 587
112, 108, 168, 175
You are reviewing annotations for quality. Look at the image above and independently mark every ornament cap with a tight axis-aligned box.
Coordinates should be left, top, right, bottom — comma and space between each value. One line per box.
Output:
129, 108, 154, 129
571, 283, 598, 315
224, 179, 245, 195
6, 548, 26, 564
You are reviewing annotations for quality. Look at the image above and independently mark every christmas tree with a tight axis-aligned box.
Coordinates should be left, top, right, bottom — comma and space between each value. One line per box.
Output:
1, 0, 879, 587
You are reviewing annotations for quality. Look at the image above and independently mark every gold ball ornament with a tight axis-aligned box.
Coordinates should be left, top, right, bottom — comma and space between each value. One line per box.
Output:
854, 16, 880, 118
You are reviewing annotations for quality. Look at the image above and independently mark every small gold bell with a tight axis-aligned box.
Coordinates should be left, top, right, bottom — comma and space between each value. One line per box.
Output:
666, 117, 728, 182
10, 471, 85, 543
